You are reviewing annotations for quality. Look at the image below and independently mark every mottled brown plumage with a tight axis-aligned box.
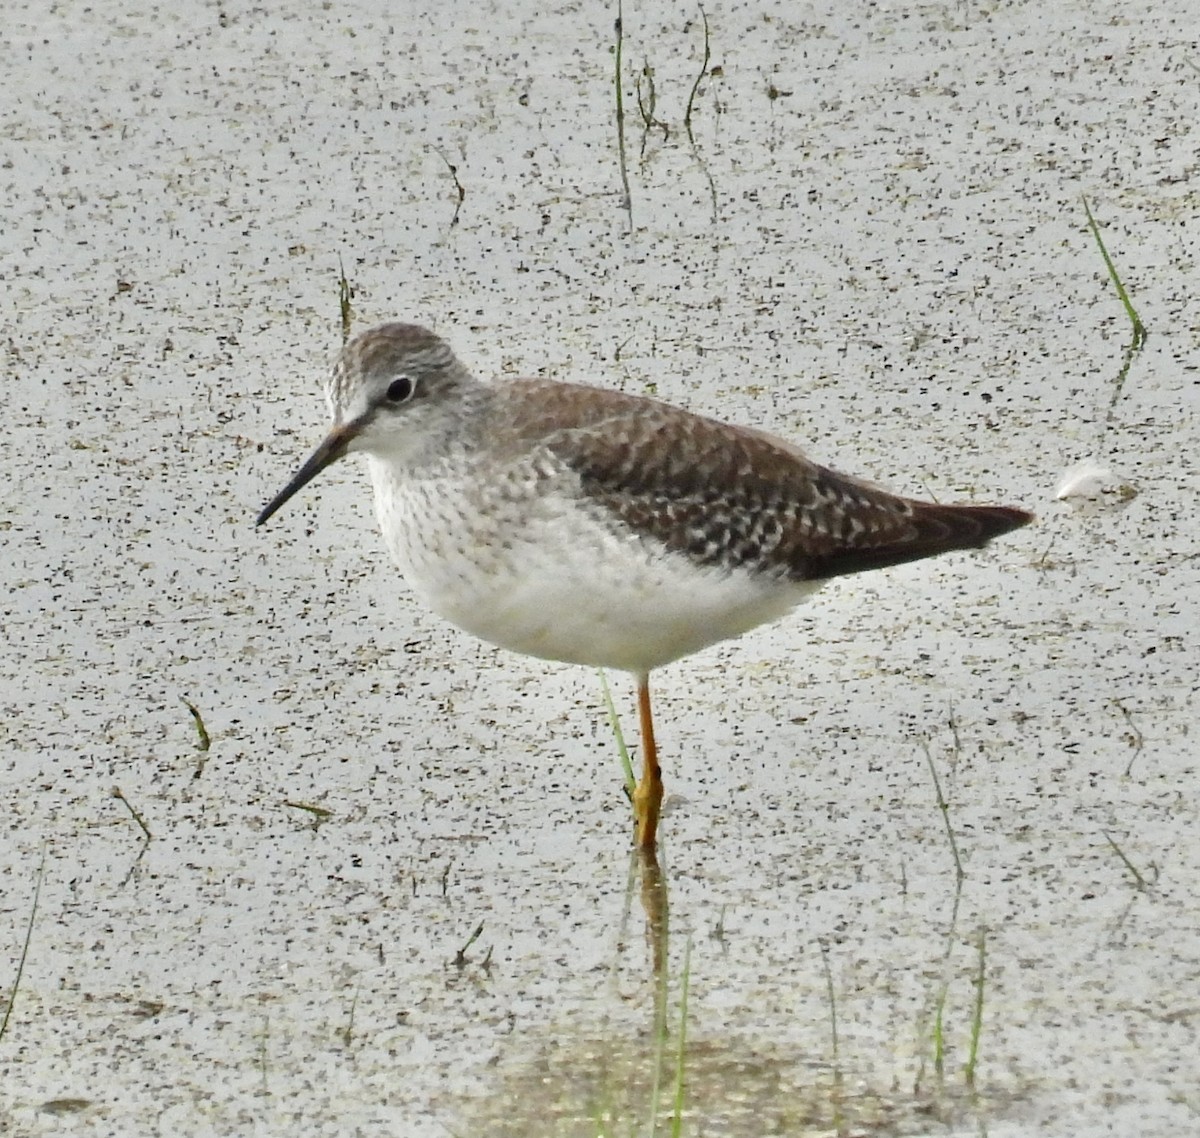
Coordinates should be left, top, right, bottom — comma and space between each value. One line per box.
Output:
479, 376, 1031, 582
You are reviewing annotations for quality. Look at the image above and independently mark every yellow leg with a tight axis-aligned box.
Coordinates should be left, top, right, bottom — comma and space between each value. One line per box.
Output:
632, 675, 663, 850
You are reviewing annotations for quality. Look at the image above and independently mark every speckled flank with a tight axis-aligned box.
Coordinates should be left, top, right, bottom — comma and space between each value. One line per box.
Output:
368, 449, 821, 674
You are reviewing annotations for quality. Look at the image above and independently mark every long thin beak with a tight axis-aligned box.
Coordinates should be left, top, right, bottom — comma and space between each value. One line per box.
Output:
256, 423, 357, 527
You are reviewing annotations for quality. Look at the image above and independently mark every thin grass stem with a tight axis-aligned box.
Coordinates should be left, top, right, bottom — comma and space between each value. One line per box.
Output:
613, 2, 632, 228
598, 670, 636, 797
0, 847, 45, 1043
646, 954, 670, 1134
1112, 699, 1145, 777
819, 941, 845, 1134
1103, 831, 1152, 892
112, 787, 152, 843
182, 698, 210, 751
684, 7, 711, 145
964, 926, 987, 1086
670, 937, 693, 1137
434, 147, 465, 228
923, 744, 964, 884
1082, 196, 1146, 347
337, 254, 353, 344
454, 921, 485, 968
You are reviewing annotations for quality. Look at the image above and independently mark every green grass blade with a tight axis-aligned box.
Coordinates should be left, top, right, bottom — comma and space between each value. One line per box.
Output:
599, 669, 636, 796
964, 926, 987, 1086
670, 938, 693, 1136
1081, 196, 1146, 347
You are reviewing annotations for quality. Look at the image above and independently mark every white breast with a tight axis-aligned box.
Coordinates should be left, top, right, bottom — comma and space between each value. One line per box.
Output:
367, 455, 822, 676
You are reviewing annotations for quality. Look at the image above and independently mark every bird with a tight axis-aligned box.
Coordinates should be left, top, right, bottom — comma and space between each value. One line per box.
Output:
257, 322, 1032, 849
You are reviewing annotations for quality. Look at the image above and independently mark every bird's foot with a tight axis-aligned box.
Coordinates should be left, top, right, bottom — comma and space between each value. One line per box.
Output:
632, 774, 663, 850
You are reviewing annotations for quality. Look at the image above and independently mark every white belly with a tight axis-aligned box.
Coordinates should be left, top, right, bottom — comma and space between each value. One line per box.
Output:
368, 458, 821, 675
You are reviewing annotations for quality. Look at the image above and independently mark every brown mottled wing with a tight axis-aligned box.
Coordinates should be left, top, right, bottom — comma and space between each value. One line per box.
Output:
495, 379, 1032, 582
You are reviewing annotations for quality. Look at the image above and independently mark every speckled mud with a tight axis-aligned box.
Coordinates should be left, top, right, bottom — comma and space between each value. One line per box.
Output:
2, 2, 1197, 1136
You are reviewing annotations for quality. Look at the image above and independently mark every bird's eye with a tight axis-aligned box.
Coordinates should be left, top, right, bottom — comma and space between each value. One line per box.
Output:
386, 377, 414, 403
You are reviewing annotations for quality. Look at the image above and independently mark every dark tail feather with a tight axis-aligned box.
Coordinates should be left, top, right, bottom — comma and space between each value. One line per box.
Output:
806, 502, 1033, 579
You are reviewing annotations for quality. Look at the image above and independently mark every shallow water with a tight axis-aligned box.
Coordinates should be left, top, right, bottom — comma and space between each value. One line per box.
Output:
2, 1, 1197, 1135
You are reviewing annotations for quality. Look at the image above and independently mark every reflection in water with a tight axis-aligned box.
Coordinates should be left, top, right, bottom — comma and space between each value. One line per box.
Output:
635, 846, 669, 980
461, 847, 1012, 1136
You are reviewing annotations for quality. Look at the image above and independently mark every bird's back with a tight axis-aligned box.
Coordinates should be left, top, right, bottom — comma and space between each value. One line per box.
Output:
485, 377, 1032, 584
